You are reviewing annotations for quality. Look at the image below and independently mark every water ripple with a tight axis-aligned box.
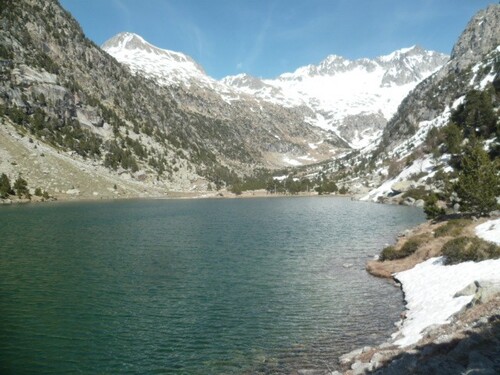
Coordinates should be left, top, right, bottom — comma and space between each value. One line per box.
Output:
0, 198, 424, 374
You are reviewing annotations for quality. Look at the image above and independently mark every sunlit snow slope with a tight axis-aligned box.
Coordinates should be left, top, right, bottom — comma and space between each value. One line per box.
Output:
223, 47, 449, 148
102, 32, 214, 87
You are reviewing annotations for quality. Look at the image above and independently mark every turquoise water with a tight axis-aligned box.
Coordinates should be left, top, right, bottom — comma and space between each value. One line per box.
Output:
0, 197, 425, 374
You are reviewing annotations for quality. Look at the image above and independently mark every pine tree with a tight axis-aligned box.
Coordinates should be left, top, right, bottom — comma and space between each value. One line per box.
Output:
453, 144, 500, 215
0, 173, 13, 197
13, 176, 30, 199
423, 193, 445, 219
230, 183, 242, 196
452, 89, 497, 138
442, 123, 463, 154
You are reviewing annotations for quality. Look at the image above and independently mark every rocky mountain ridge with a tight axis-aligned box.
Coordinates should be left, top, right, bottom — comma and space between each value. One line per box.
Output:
0, 0, 249, 197
102, 32, 209, 87
102, 31, 345, 169
0, 0, 498, 202
450, 4, 500, 72
102, 33, 448, 150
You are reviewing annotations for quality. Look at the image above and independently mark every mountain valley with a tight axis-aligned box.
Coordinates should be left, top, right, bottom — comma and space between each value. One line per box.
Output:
0, 0, 498, 205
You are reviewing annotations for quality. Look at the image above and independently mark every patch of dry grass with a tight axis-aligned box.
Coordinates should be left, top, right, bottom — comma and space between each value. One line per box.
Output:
434, 219, 471, 238
367, 217, 497, 278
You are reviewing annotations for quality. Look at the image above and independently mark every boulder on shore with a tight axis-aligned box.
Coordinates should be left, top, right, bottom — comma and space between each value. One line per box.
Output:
391, 181, 415, 194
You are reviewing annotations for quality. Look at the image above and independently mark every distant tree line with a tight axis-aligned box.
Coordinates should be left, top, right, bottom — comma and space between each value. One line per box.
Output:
227, 170, 349, 196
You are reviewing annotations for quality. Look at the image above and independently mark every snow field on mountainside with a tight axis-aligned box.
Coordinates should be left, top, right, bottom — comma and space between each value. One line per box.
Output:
264, 66, 416, 121
469, 45, 500, 89
360, 94, 468, 201
360, 153, 453, 201
104, 33, 219, 89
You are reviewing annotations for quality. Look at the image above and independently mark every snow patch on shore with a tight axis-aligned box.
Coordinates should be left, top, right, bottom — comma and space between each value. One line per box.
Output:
475, 218, 500, 245
392, 256, 500, 347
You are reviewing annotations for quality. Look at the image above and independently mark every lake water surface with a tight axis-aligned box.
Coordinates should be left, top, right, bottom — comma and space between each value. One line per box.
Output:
0, 197, 425, 374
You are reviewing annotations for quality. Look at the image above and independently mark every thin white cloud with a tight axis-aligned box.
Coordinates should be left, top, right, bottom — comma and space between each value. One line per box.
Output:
157, 1, 211, 60
243, 2, 275, 71
187, 22, 207, 59
112, 0, 132, 29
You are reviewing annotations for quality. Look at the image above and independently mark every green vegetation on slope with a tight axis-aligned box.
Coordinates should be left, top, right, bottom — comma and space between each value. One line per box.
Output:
442, 236, 500, 265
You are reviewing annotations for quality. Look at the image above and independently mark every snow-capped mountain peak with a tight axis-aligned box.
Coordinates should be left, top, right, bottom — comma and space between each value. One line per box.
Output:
222, 47, 448, 149
102, 32, 152, 52
220, 73, 273, 92
379, 45, 419, 62
102, 32, 208, 86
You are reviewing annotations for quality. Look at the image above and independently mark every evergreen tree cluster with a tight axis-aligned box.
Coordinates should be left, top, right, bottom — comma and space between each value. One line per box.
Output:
424, 87, 498, 158
422, 86, 499, 218
0, 104, 103, 159
103, 140, 139, 172
453, 144, 499, 215
265, 176, 313, 195
0, 173, 50, 200
451, 89, 498, 139
12, 176, 29, 199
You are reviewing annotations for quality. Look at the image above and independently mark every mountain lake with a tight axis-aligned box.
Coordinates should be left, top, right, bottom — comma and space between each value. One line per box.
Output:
0, 197, 425, 374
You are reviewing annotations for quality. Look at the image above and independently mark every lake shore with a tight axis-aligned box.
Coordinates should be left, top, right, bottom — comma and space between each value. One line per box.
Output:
1, 188, 357, 205
333, 216, 500, 375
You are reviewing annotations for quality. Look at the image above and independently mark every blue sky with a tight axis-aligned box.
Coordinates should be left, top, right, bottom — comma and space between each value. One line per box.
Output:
60, 0, 495, 79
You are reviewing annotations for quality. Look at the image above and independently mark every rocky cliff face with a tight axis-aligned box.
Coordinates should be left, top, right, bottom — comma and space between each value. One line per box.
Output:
450, 4, 500, 72
380, 4, 500, 150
